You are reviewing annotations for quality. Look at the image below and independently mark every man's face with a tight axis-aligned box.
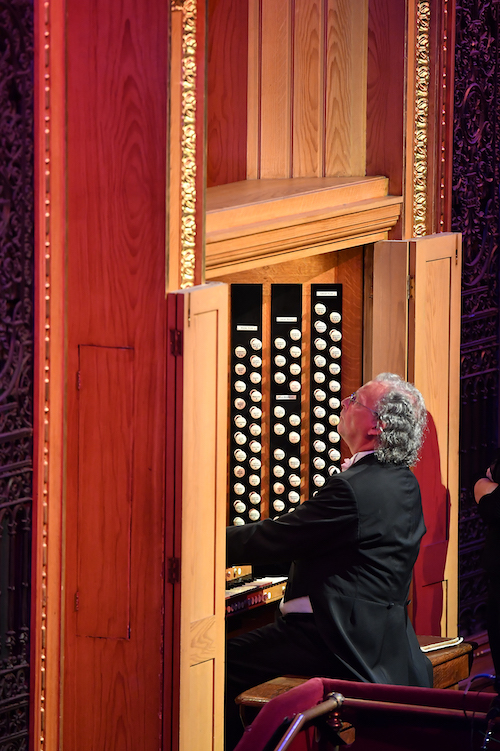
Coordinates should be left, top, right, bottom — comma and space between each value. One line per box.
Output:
338, 380, 388, 454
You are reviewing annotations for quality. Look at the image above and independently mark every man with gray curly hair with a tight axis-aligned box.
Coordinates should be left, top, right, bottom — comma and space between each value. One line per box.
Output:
226, 373, 432, 750
373, 373, 427, 466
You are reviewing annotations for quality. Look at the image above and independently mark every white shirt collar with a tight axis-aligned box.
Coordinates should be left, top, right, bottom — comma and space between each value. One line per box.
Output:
341, 449, 375, 472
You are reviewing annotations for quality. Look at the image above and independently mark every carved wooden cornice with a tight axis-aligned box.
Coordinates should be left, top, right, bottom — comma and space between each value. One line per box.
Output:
205, 177, 402, 277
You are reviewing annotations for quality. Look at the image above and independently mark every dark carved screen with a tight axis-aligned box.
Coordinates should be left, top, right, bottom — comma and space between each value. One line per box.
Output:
452, 0, 500, 636
0, 0, 34, 748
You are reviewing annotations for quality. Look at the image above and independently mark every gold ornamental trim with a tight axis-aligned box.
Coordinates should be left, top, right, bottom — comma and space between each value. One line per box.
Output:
179, 0, 197, 288
413, 0, 431, 236
38, 2, 51, 746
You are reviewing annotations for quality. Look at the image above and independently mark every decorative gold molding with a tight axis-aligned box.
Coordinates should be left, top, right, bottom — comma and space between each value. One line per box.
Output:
413, 0, 431, 237
38, 2, 52, 747
179, 0, 197, 288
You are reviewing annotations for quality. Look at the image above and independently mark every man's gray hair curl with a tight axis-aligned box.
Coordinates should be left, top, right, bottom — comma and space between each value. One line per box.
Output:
373, 373, 427, 466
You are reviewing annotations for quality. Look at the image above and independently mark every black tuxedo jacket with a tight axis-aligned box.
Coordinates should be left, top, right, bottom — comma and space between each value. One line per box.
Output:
226, 454, 433, 687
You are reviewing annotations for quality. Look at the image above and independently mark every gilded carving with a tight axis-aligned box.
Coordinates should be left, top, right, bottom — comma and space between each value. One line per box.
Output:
179, 0, 197, 288
412, 0, 431, 237
37, 2, 51, 747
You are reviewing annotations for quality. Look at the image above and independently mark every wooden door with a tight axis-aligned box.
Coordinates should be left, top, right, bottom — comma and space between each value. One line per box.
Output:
63, 0, 169, 743
409, 234, 461, 637
368, 234, 461, 636
166, 283, 228, 751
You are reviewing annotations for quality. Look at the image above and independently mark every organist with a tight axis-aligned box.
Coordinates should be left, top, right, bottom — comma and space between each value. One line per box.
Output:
225, 373, 433, 750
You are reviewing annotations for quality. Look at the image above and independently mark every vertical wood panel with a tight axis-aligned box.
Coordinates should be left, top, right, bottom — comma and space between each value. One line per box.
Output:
207, 0, 248, 187
325, 0, 367, 176
33, 0, 67, 745
293, 0, 323, 176
247, 0, 261, 178
77, 345, 134, 640
185, 661, 216, 751
64, 0, 168, 747
368, 240, 409, 379
186, 309, 219, 623
325, 0, 348, 175
409, 234, 461, 637
260, 0, 292, 177
348, 0, 368, 174
176, 283, 228, 751
366, 0, 405, 198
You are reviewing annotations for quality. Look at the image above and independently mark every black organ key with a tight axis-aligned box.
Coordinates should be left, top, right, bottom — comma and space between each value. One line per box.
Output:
309, 284, 342, 496
230, 285, 263, 525
270, 285, 303, 516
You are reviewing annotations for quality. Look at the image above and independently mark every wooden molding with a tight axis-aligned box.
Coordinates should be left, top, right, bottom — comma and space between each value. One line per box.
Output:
206, 177, 402, 276
32, 0, 66, 749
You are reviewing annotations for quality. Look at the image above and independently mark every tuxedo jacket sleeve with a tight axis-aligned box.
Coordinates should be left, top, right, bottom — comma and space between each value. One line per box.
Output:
226, 454, 433, 688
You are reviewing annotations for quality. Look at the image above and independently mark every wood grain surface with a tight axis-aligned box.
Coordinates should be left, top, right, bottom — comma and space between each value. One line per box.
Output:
64, 0, 169, 747
207, 0, 248, 187
366, 0, 405, 199
208, 0, 371, 185
76, 345, 134, 641
293, 0, 323, 176
260, 0, 292, 177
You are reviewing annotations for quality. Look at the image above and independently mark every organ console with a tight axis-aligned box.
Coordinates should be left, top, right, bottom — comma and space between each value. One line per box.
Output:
229, 282, 344, 529
226, 279, 347, 629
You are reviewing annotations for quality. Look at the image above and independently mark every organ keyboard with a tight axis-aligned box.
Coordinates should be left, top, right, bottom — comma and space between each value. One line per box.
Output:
225, 575, 287, 617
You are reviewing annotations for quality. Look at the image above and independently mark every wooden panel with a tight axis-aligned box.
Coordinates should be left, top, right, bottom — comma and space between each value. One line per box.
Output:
190, 615, 217, 666
186, 308, 219, 623
325, 0, 367, 176
366, 0, 405, 206
367, 240, 409, 379
77, 345, 134, 639
33, 0, 67, 744
293, 0, 323, 176
247, 0, 260, 178
64, 0, 169, 747
207, 0, 248, 187
242, 0, 369, 181
409, 233, 461, 636
176, 283, 228, 751
260, 1, 292, 177
185, 661, 216, 751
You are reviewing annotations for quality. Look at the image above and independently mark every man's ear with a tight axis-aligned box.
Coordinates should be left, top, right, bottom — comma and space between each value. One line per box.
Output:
367, 421, 386, 436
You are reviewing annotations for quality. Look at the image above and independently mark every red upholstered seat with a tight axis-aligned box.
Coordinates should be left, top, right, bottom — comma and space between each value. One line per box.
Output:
234, 677, 325, 751
234, 678, 499, 751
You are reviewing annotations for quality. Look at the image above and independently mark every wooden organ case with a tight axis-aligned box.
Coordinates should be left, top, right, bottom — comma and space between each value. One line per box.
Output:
205, 0, 460, 626
169, 1, 461, 749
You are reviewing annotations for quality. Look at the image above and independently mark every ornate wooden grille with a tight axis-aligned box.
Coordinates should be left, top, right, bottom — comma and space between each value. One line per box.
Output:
453, 0, 500, 636
0, 0, 34, 747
